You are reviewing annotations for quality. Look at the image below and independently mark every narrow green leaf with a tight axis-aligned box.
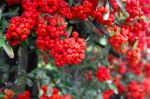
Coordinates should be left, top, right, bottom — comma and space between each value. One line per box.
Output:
39, 89, 44, 97
1, 73, 9, 83
67, 26, 73, 37
0, 9, 2, 19
3, 42, 14, 58
1, 19, 9, 28
69, 20, 81, 24
0, 65, 9, 72
68, 0, 73, 6
105, 80, 118, 94
115, 13, 126, 25
0, 38, 4, 47
27, 73, 35, 78
0, 30, 4, 38
97, 0, 105, 8
115, 0, 129, 17
47, 85, 52, 96
108, 84, 118, 94
9, 66, 17, 73
26, 79, 33, 87
18, 47, 22, 57
132, 39, 138, 49
15, 76, 26, 85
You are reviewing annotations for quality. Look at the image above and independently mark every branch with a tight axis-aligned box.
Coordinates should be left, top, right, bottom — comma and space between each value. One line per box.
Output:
88, 18, 111, 37
94, 41, 121, 58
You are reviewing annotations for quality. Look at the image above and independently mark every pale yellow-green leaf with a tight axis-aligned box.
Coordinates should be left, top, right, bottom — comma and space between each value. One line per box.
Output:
3, 42, 14, 58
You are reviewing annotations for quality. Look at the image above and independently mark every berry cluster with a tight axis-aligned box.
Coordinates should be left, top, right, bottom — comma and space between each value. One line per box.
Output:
108, 11, 149, 74
126, 0, 143, 19
143, 64, 150, 77
126, 48, 141, 66
118, 62, 127, 74
108, 55, 127, 74
50, 32, 86, 66
35, 15, 67, 52
102, 90, 114, 99
5, 0, 87, 66
113, 76, 126, 94
5, 11, 38, 46
99, 0, 149, 98
123, 20, 147, 50
40, 85, 73, 99
3, 89, 14, 99
57, 0, 99, 20
57, 0, 75, 20
5, 0, 117, 22
109, 0, 119, 12
109, 33, 128, 53
146, 37, 150, 48
72, 0, 94, 20
35, 17, 86, 66
127, 80, 145, 99
139, 0, 150, 17
92, 7, 115, 25
96, 66, 111, 82
17, 91, 30, 99
142, 78, 150, 97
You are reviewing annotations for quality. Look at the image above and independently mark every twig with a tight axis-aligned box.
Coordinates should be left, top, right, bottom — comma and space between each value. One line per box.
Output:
88, 18, 111, 37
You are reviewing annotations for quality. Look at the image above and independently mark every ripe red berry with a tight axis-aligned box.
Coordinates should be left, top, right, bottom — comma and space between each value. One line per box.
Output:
126, 48, 141, 65
96, 66, 111, 82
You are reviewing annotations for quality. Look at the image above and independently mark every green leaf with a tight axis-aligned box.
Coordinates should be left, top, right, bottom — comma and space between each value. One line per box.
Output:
26, 79, 33, 87
0, 65, 9, 72
1, 19, 9, 28
0, 30, 3, 37
0, 94, 5, 98
108, 84, 118, 94
115, 0, 129, 17
97, 94, 103, 99
68, 0, 74, 6
1, 73, 9, 83
115, 13, 126, 25
69, 20, 81, 24
41, 76, 50, 85
67, 26, 73, 37
18, 47, 22, 57
47, 85, 52, 96
0, 30, 5, 47
105, 80, 118, 94
22, 40, 29, 47
27, 73, 35, 78
45, 64, 57, 71
97, 0, 105, 8
15, 76, 26, 86
39, 89, 44, 97
3, 7, 20, 17
0, 9, 2, 19
9, 66, 17, 73
0, 38, 4, 47
99, 37, 107, 46
3, 42, 14, 58
132, 39, 138, 49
